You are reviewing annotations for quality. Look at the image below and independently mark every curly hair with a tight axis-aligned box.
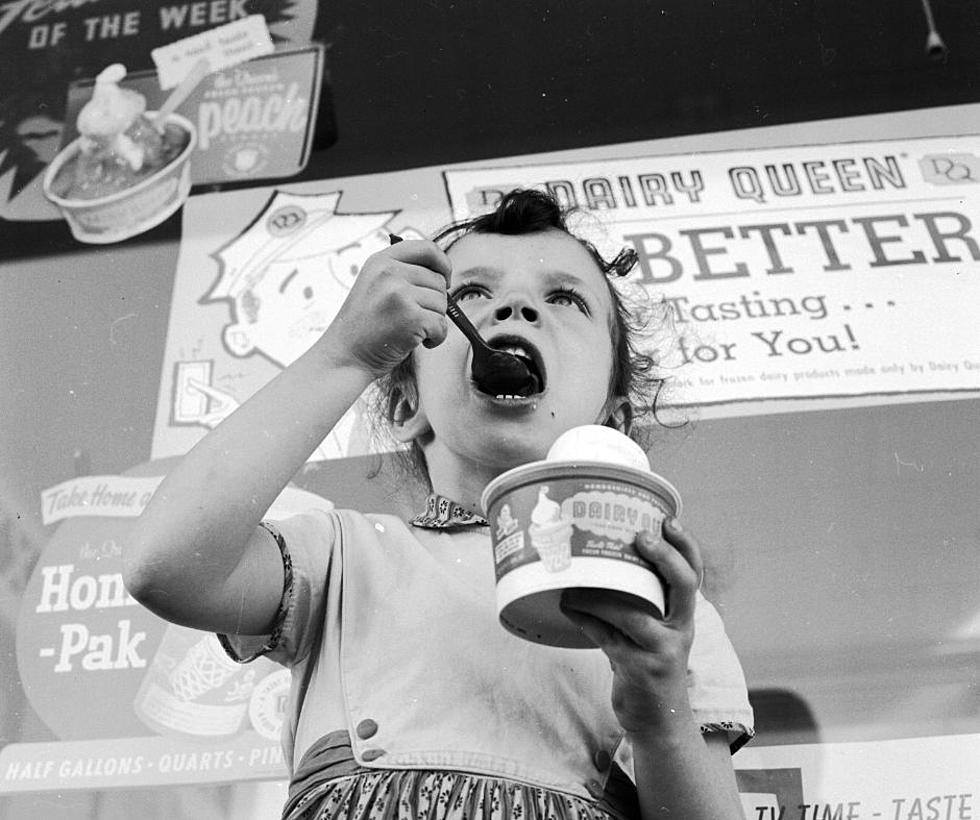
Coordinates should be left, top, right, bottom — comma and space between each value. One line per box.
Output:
373, 188, 673, 484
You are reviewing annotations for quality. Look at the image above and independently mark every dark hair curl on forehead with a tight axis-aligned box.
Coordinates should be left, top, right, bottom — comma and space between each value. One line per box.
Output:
373, 188, 671, 486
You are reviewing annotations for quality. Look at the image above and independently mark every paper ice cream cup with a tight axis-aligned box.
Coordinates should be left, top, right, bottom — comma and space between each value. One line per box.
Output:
42, 113, 196, 244
482, 459, 681, 649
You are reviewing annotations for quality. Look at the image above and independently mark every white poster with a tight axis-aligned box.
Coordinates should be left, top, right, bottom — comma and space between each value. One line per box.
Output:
152, 136, 980, 462
151, 183, 434, 462
444, 135, 980, 409
734, 734, 979, 820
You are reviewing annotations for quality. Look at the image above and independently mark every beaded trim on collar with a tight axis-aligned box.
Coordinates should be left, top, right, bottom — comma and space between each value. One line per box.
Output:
410, 494, 488, 529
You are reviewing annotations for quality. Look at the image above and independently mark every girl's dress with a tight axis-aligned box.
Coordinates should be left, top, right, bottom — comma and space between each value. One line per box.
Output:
220, 496, 754, 820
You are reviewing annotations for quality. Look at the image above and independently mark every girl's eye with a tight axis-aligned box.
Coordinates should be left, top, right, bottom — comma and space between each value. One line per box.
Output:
451, 284, 490, 301
548, 288, 590, 314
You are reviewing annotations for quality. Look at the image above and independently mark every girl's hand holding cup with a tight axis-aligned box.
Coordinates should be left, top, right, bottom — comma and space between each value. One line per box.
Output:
560, 517, 704, 738
323, 239, 452, 377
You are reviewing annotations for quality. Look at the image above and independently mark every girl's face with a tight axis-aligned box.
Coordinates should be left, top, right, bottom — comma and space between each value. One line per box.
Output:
407, 230, 622, 475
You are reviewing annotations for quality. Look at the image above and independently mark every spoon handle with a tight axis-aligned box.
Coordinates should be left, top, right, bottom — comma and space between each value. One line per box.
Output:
154, 57, 210, 132
444, 295, 488, 350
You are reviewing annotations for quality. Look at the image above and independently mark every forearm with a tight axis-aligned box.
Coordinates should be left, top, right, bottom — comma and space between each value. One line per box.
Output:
632, 712, 745, 820
125, 337, 373, 600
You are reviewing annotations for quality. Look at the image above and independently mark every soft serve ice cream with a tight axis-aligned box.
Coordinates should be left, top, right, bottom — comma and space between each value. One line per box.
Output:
482, 425, 682, 648
546, 424, 651, 471
528, 486, 574, 572
77, 64, 159, 171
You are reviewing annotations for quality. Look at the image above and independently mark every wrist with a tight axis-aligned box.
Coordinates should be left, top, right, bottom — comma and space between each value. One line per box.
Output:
314, 325, 386, 380
318, 315, 415, 381
622, 689, 697, 747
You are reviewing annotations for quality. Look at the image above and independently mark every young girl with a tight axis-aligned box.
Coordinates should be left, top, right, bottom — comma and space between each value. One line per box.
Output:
124, 190, 754, 820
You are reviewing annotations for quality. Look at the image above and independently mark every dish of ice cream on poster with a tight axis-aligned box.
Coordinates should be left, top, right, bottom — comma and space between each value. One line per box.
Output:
43, 15, 281, 244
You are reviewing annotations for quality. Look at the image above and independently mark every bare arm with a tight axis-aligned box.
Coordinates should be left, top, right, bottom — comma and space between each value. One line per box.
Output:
123, 240, 451, 636
562, 520, 746, 820
631, 715, 745, 819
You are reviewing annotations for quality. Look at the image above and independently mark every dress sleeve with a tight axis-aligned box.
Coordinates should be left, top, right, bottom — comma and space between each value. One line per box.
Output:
217, 509, 338, 668
688, 591, 755, 750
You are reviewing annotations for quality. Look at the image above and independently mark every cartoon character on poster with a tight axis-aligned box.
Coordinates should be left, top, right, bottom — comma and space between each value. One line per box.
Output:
172, 189, 422, 460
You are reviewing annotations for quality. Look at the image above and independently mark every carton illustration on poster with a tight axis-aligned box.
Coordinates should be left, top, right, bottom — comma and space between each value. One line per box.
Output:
8, 459, 330, 788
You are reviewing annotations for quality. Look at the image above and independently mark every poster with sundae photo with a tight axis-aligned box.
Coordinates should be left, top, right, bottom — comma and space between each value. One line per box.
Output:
60, 44, 328, 188
0, 0, 320, 225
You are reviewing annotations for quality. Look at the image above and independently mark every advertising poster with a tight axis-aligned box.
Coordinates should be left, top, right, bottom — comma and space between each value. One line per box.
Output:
6, 132, 975, 794
151, 134, 979, 464
0, 0, 320, 223
59, 44, 327, 188
0, 464, 332, 792
149, 180, 441, 462
445, 135, 980, 410
734, 734, 979, 820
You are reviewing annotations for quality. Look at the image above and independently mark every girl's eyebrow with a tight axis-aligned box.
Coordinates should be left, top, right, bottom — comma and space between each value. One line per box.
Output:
452, 265, 502, 285
541, 269, 597, 293
452, 265, 597, 293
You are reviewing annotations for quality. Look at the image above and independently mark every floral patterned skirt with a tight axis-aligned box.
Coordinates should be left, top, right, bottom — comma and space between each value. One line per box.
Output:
282, 732, 634, 820
287, 769, 630, 820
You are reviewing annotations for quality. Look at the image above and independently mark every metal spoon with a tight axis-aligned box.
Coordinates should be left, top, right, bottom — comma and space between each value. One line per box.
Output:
389, 234, 539, 395
444, 294, 540, 395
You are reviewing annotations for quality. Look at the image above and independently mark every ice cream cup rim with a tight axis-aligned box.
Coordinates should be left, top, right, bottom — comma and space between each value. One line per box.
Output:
481, 458, 682, 518
42, 112, 197, 209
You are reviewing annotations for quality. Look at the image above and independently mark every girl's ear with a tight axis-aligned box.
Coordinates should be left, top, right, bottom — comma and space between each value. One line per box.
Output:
600, 395, 633, 436
390, 392, 432, 444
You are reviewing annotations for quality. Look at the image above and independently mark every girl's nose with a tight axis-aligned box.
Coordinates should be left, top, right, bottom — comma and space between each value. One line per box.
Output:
493, 298, 539, 324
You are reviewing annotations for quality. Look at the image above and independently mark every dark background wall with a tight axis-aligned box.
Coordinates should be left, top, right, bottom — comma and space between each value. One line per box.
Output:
302, 0, 980, 175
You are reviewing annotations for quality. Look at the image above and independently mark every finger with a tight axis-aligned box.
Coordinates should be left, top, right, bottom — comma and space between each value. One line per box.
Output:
562, 588, 663, 650
559, 599, 621, 651
639, 520, 703, 587
386, 238, 453, 285
409, 281, 449, 348
634, 525, 701, 623
393, 259, 452, 297
409, 276, 449, 313
661, 517, 703, 581
419, 311, 449, 348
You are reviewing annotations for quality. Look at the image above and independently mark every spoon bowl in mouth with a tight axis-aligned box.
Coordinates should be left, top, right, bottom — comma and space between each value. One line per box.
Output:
388, 233, 540, 396
445, 300, 541, 396
472, 349, 541, 397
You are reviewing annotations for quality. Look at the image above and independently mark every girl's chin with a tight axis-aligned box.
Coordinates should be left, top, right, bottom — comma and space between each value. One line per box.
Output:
471, 427, 552, 468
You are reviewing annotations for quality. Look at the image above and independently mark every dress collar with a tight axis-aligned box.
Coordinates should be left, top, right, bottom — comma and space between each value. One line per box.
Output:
410, 494, 488, 529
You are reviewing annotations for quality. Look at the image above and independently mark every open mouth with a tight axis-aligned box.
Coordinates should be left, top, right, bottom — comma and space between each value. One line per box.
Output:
474, 336, 546, 399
